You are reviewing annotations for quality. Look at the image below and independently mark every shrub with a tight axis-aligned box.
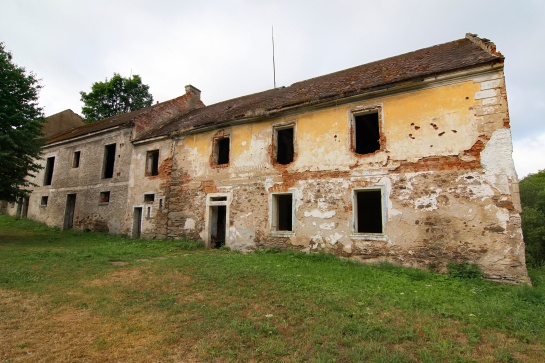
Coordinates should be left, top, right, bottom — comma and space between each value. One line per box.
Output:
447, 262, 482, 279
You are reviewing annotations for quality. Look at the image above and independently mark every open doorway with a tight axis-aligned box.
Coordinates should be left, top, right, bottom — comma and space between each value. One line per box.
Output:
206, 194, 229, 248
63, 194, 77, 230
209, 205, 226, 248
132, 207, 143, 238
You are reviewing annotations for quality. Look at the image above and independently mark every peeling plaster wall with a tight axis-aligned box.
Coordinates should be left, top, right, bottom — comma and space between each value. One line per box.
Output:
165, 70, 529, 283
127, 139, 173, 238
11, 128, 134, 234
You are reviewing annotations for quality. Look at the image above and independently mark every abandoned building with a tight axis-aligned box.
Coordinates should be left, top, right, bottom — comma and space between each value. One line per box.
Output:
7, 34, 530, 283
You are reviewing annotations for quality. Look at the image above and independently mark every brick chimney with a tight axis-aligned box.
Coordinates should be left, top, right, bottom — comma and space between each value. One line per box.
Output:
185, 84, 202, 110
132, 85, 205, 140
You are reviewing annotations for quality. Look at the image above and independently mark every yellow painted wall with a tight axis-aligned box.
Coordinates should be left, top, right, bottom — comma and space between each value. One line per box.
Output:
178, 80, 481, 180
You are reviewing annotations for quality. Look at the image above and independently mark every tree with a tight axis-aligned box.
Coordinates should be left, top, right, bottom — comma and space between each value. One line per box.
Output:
80, 73, 153, 123
0, 42, 45, 202
519, 169, 545, 265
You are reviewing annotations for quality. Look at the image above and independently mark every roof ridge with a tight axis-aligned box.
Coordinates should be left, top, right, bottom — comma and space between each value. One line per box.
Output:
465, 33, 503, 58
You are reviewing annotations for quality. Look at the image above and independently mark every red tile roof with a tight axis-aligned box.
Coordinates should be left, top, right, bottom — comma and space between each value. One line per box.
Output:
139, 35, 502, 140
45, 107, 150, 145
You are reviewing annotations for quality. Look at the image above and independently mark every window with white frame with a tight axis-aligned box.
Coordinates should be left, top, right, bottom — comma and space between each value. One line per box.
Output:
271, 192, 294, 234
352, 187, 386, 237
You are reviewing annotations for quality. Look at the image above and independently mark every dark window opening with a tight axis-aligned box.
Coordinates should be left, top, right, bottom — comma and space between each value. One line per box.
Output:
103, 144, 116, 178
73, 151, 81, 168
356, 190, 383, 233
210, 196, 227, 202
43, 157, 55, 185
355, 112, 380, 154
147, 206, 151, 218
276, 127, 294, 164
100, 191, 110, 204
40, 196, 48, 206
144, 193, 155, 203
146, 150, 159, 176
216, 137, 230, 165
275, 194, 293, 231
159, 198, 163, 210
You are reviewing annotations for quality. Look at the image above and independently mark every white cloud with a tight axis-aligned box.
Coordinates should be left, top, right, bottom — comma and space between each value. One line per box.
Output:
513, 133, 545, 178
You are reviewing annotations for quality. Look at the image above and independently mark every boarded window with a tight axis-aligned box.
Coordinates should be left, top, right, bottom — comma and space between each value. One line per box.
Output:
99, 191, 110, 204
276, 127, 294, 164
354, 112, 380, 155
72, 151, 81, 168
146, 150, 159, 176
102, 144, 116, 179
272, 194, 293, 232
214, 137, 230, 165
43, 157, 55, 186
355, 189, 383, 233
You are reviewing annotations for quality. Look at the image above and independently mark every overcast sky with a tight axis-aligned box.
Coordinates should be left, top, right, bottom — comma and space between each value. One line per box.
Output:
1, 0, 543, 177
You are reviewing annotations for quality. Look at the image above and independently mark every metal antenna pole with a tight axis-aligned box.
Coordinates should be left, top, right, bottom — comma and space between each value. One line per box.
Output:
272, 26, 276, 89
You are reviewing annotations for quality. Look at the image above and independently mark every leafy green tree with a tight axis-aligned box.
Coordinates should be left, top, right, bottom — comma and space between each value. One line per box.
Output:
0, 42, 45, 202
80, 73, 153, 123
519, 169, 545, 265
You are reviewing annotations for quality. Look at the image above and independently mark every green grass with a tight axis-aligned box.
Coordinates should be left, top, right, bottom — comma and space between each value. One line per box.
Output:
1, 214, 544, 362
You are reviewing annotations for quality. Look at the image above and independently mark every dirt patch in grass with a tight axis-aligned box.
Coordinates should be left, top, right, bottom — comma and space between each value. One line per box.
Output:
0, 289, 199, 362
87, 268, 192, 289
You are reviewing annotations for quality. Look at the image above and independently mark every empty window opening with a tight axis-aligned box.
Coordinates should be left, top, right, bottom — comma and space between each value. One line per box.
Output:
355, 189, 383, 233
100, 191, 110, 204
215, 137, 230, 165
72, 151, 81, 168
40, 196, 48, 207
159, 198, 163, 210
43, 157, 55, 185
354, 112, 380, 155
147, 206, 151, 218
276, 127, 294, 164
144, 193, 155, 203
210, 196, 227, 202
210, 205, 227, 248
273, 194, 293, 231
146, 150, 159, 176
102, 143, 116, 178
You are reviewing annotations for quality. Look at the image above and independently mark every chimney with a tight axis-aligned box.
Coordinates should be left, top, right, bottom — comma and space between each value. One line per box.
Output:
185, 84, 201, 109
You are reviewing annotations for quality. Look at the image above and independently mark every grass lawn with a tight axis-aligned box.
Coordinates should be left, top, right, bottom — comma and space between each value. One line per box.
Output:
1, 215, 544, 362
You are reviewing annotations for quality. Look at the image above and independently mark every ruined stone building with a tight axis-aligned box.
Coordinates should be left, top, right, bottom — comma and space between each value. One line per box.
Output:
7, 34, 530, 283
